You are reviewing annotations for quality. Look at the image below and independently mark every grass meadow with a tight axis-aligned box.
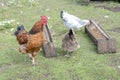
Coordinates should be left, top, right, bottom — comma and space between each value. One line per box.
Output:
0, 0, 120, 80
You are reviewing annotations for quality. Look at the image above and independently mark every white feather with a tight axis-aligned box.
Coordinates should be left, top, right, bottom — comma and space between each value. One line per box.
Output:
61, 10, 90, 30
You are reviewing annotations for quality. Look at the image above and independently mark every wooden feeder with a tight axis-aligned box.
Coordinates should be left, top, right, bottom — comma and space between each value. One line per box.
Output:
42, 24, 57, 57
85, 20, 116, 53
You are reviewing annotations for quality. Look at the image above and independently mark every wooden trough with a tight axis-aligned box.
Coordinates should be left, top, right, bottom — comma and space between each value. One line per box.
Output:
85, 20, 116, 53
42, 24, 57, 57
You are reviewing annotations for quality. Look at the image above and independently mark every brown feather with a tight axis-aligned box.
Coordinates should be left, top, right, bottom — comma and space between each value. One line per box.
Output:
25, 32, 45, 54
29, 20, 43, 34
15, 16, 48, 65
17, 30, 28, 45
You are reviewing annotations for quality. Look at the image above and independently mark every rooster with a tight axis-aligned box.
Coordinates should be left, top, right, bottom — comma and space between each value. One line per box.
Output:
62, 29, 80, 58
14, 16, 48, 66
60, 10, 90, 30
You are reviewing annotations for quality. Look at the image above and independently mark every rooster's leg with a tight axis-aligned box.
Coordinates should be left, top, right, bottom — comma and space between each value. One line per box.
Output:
28, 54, 35, 66
31, 57, 35, 66
28, 53, 35, 66
31, 52, 38, 66
28, 54, 32, 60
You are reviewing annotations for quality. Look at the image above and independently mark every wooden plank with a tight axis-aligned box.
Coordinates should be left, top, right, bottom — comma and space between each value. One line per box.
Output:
97, 38, 116, 53
90, 20, 110, 39
108, 38, 116, 53
42, 24, 57, 58
42, 41, 56, 57
45, 24, 53, 42
97, 39, 108, 53
85, 25, 98, 45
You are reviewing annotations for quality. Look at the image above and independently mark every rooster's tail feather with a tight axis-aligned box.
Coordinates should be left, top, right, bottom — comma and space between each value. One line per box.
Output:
14, 25, 25, 36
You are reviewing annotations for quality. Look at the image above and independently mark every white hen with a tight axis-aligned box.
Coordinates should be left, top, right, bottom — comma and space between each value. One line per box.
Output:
60, 10, 90, 30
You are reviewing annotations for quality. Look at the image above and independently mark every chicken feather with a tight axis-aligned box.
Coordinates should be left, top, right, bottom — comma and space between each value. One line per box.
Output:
61, 10, 90, 30
14, 16, 48, 66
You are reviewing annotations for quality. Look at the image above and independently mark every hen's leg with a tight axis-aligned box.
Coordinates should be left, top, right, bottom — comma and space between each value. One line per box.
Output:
65, 51, 70, 58
69, 52, 72, 56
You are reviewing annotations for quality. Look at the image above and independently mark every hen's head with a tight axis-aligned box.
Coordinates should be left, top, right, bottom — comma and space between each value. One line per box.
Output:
40, 16, 48, 26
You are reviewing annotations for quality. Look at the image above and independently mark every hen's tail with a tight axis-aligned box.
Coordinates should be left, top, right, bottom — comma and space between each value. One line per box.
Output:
68, 29, 75, 40
68, 29, 74, 36
60, 10, 64, 19
14, 25, 25, 36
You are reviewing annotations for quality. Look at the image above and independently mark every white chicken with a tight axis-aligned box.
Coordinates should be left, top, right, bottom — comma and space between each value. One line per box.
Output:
60, 10, 90, 30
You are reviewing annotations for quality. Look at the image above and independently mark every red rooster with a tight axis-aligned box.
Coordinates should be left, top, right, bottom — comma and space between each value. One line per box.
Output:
14, 16, 48, 66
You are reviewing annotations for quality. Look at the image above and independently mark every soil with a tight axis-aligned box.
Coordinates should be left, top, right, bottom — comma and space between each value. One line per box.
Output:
111, 27, 120, 33
95, 5, 120, 12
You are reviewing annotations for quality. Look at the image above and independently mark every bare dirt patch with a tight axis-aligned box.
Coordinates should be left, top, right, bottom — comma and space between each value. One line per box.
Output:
111, 28, 120, 33
95, 5, 120, 12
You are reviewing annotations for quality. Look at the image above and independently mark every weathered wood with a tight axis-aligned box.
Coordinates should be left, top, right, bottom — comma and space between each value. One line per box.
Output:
91, 20, 110, 39
45, 24, 53, 42
97, 39, 108, 53
85, 20, 116, 53
42, 41, 56, 57
85, 26, 98, 45
108, 38, 116, 53
42, 24, 57, 57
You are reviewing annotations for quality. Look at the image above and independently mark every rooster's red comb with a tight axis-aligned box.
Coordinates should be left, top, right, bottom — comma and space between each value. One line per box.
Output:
40, 15, 48, 25
40, 16, 48, 20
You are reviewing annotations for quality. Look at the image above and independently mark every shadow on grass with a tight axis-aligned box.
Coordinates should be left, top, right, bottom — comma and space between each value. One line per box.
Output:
55, 47, 66, 57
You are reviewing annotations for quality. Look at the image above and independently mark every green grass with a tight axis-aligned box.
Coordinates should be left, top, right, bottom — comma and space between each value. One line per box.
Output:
0, 0, 120, 80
